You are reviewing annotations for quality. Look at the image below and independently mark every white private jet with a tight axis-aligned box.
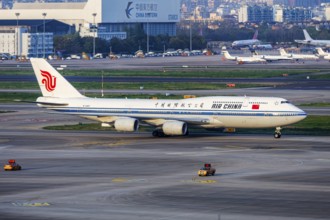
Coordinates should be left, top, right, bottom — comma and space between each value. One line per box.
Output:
295, 29, 330, 48
222, 50, 266, 64
252, 51, 292, 62
315, 47, 330, 61
279, 48, 319, 61
30, 58, 306, 138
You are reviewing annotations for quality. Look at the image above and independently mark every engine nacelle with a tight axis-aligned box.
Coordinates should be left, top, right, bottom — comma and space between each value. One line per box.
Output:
114, 118, 139, 132
162, 121, 188, 136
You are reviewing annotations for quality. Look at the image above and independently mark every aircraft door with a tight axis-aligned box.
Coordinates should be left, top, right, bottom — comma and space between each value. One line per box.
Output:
243, 96, 249, 108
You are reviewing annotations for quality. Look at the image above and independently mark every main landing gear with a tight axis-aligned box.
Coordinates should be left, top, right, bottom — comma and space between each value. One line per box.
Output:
151, 129, 190, 137
274, 127, 282, 139
152, 129, 165, 137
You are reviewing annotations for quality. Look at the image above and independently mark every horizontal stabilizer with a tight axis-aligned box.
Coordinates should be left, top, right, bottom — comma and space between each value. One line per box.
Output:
14, 99, 68, 106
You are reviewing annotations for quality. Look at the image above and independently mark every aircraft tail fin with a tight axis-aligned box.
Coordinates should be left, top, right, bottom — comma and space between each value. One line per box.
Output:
252, 30, 258, 40
279, 48, 288, 56
303, 29, 313, 41
30, 58, 84, 98
316, 47, 326, 56
222, 51, 234, 60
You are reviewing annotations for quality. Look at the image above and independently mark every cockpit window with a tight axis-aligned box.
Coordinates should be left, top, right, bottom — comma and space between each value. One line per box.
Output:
281, 101, 290, 104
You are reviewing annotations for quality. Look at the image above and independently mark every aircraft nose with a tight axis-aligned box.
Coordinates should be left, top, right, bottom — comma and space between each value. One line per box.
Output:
290, 105, 307, 123
297, 109, 307, 121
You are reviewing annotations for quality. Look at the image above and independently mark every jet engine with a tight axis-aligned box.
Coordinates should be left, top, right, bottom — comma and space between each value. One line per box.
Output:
162, 121, 188, 136
114, 118, 139, 132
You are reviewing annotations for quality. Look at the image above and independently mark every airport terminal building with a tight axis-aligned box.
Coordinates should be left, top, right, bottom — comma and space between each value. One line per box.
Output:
0, 0, 180, 56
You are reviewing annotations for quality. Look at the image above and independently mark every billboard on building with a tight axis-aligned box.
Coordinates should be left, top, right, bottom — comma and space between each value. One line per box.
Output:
102, 0, 180, 23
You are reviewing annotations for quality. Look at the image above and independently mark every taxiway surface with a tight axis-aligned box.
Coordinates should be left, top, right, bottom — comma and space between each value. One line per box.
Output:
0, 104, 329, 220
2, 55, 330, 70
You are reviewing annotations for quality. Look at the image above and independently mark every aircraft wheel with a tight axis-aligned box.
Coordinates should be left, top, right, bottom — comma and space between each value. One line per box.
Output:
152, 129, 165, 137
274, 132, 281, 139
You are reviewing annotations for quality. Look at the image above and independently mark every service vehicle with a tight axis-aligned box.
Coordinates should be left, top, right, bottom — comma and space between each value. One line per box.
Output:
198, 163, 216, 176
4, 159, 21, 171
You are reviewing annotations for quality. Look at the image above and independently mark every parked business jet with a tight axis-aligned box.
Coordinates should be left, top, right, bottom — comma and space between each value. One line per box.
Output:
279, 48, 319, 61
222, 50, 266, 64
30, 58, 306, 138
315, 47, 330, 61
232, 30, 261, 48
295, 29, 330, 48
252, 51, 292, 62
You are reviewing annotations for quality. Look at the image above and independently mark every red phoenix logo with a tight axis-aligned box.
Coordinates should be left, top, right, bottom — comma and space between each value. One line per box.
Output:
41, 70, 56, 92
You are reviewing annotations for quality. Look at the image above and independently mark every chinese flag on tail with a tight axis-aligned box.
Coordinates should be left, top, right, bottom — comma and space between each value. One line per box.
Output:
252, 104, 260, 110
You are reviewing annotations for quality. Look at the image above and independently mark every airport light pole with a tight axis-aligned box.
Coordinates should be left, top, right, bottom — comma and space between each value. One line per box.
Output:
146, 22, 149, 53
42, 13, 47, 58
92, 13, 97, 57
15, 12, 20, 59
189, 15, 192, 52
35, 25, 39, 58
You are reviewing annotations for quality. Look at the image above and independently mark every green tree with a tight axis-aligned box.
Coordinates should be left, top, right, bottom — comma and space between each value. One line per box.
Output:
54, 33, 82, 55
168, 37, 186, 49
81, 37, 109, 54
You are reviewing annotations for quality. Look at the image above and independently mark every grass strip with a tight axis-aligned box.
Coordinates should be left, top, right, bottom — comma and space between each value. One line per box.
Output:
300, 102, 330, 107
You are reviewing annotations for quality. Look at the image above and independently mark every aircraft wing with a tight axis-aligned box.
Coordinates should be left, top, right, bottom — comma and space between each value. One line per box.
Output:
138, 116, 214, 125
169, 117, 212, 125
50, 111, 214, 125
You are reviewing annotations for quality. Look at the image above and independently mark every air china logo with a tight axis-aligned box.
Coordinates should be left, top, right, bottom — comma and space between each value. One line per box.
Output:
41, 70, 56, 92
125, 2, 134, 19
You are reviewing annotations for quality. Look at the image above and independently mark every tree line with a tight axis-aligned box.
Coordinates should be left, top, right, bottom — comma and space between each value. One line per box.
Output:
54, 21, 330, 55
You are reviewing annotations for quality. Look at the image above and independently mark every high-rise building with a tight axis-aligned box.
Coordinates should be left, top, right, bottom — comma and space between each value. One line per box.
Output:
273, 5, 284, 22
238, 5, 248, 22
295, 0, 318, 7
0, 26, 53, 57
283, 7, 313, 22
247, 5, 274, 23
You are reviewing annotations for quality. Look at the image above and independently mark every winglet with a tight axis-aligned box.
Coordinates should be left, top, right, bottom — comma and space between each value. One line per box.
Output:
30, 58, 84, 98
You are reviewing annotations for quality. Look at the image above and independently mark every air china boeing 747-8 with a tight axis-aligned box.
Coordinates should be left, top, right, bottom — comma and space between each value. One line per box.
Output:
30, 58, 306, 138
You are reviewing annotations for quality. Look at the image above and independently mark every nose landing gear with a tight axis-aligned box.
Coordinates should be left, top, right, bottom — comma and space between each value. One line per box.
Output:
274, 127, 282, 139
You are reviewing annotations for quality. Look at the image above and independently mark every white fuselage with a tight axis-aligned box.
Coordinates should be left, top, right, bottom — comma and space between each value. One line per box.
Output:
279, 49, 319, 60
253, 54, 292, 62
295, 29, 330, 48
295, 39, 330, 48
37, 96, 306, 129
289, 54, 319, 60
232, 39, 260, 48
222, 51, 266, 64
